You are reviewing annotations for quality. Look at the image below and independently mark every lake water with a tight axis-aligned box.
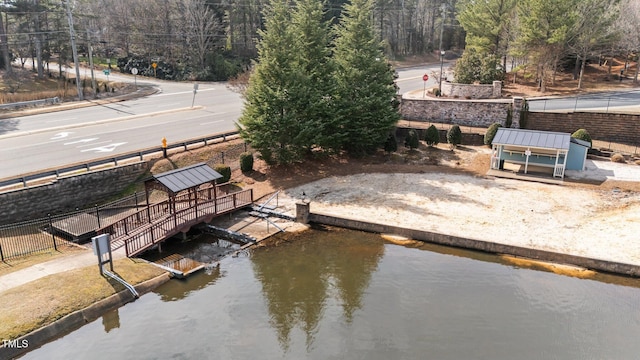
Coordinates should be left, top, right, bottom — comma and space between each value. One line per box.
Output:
22, 228, 640, 359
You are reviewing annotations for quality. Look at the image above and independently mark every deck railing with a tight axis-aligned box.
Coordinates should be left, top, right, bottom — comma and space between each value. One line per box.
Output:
106, 189, 253, 257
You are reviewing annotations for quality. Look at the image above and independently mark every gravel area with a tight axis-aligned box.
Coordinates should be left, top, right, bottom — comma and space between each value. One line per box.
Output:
275, 161, 640, 266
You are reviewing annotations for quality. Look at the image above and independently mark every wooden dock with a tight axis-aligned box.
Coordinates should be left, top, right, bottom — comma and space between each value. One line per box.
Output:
154, 254, 205, 278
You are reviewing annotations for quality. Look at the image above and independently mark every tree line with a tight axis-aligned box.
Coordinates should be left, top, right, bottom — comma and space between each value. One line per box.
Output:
455, 0, 640, 89
1, 0, 637, 85
0, 0, 462, 81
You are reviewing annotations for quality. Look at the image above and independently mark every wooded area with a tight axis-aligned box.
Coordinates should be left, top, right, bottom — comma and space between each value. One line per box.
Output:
0, 0, 638, 85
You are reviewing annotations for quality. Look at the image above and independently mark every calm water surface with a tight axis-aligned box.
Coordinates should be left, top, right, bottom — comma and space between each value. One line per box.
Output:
23, 228, 640, 359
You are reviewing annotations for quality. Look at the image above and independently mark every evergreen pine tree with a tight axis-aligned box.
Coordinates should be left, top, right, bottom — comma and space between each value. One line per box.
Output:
290, 0, 339, 154
404, 129, 419, 150
425, 125, 440, 147
384, 132, 398, 153
237, 0, 303, 164
332, 0, 400, 156
447, 125, 462, 148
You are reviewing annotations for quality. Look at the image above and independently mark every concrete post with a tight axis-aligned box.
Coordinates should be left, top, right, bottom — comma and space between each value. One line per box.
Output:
492, 81, 502, 98
511, 97, 524, 129
296, 201, 310, 224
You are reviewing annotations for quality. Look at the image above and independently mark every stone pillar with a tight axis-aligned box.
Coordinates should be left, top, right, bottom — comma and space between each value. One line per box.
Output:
511, 97, 524, 129
492, 81, 502, 98
296, 201, 310, 224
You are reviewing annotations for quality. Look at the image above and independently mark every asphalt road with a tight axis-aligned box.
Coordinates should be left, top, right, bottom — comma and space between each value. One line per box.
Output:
395, 63, 453, 95
0, 80, 241, 179
1, 64, 639, 180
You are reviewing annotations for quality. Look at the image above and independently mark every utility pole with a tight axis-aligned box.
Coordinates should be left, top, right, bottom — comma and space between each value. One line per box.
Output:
438, 3, 445, 55
438, 3, 446, 94
0, 9, 11, 76
65, 0, 84, 100
34, 0, 44, 78
86, 28, 97, 97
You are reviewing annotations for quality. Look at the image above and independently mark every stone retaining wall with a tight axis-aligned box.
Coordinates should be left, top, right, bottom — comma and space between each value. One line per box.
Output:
441, 80, 502, 99
0, 162, 148, 224
526, 111, 640, 146
401, 97, 523, 128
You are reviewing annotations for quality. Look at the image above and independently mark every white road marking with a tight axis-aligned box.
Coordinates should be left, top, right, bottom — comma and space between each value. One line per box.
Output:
81, 142, 127, 153
51, 132, 73, 140
153, 88, 216, 97
76, 140, 112, 148
64, 138, 99, 145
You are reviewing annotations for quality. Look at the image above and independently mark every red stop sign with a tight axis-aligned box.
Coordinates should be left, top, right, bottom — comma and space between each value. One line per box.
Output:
423, 74, 429, 81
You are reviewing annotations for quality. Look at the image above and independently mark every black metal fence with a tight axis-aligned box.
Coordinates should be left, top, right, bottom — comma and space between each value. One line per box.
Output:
205, 142, 249, 171
0, 142, 252, 262
0, 191, 146, 262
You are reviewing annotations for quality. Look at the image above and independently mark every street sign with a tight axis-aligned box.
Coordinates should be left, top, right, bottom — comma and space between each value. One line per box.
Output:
103, 69, 110, 75
152, 62, 157, 69
131, 68, 138, 75
192, 83, 199, 107
423, 74, 429, 81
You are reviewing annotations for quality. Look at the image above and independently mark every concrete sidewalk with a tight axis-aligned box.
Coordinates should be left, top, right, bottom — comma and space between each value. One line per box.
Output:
0, 246, 127, 293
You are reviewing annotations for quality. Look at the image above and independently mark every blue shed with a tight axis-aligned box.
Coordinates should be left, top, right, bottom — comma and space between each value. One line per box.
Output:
490, 128, 589, 180
566, 138, 590, 170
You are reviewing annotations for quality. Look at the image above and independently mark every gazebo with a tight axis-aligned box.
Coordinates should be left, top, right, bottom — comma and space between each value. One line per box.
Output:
144, 163, 223, 219
489, 128, 588, 180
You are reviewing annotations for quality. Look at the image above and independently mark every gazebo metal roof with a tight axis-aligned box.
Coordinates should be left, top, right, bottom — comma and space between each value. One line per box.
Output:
150, 163, 222, 194
493, 128, 571, 150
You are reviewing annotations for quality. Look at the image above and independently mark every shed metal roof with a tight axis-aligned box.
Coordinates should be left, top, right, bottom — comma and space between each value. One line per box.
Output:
151, 163, 222, 194
570, 137, 591, 148
493, 128, 571, 150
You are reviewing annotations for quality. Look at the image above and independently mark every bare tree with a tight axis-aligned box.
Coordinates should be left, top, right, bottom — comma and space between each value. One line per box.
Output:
184, 0, 221, 69
616, 0, 640, 83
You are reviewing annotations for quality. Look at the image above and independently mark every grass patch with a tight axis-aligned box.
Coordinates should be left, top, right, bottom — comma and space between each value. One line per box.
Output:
0, 258, 165, 340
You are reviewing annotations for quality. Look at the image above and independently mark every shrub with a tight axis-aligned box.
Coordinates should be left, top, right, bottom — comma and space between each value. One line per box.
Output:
505, 107, 513, 128
404, 129, 419, 150
571, 129, 592, 146
433, 88, 441, 97
384, 132, 398, 153
611, 153, 626, 163
519, 99, 529, 129
453, 48, 504, 84
447, 125, 462, 148
484, 122, 502, 146
425, 125, 440, 147
239, 152, 254, 172
214, 164, 231, 183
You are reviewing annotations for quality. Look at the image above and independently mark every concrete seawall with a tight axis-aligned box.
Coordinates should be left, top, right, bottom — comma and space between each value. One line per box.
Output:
1, 273, 171, 359
299, 204, 640, 277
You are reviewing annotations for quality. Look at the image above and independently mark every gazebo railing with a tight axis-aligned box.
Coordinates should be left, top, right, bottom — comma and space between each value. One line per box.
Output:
95, 189, 253, 256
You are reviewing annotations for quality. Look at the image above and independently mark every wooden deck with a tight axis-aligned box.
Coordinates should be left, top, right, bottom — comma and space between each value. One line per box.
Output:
154, 254, 205, 278
99, 188, 253, 257
486, 169, 564, 185
51, 213, 99, 242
